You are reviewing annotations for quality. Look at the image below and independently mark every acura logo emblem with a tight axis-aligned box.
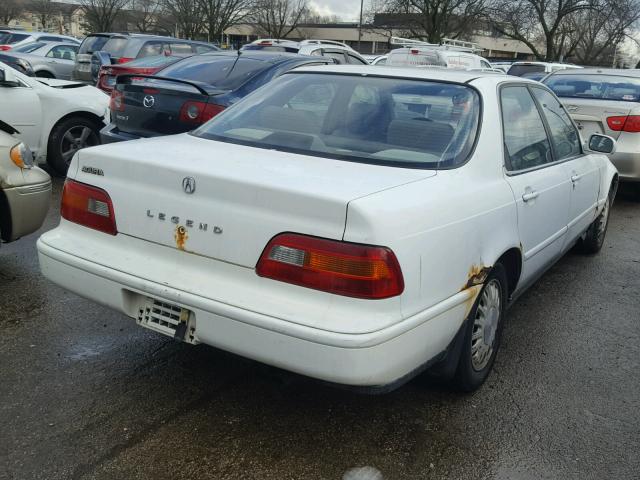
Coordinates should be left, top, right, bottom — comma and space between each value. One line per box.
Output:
182, 176, 196, 194
143, 95, 155, 108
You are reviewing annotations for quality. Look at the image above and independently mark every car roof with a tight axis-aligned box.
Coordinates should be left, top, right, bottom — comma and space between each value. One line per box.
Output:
548, 68, 640, 77
200, 50, 331, 63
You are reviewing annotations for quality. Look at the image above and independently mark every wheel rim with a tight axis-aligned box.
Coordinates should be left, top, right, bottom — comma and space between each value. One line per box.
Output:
596, 197, 610, 245
471, 279, 501, 371
60, 126, 97, 165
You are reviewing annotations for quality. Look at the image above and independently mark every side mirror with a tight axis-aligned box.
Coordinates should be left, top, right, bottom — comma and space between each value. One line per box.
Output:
91, 51, 111, 84
0, 67, 19, 87
587, 134, 616, 154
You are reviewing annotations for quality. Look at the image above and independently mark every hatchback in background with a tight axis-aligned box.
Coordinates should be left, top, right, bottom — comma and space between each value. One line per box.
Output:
1, 42, 79, 79
242, 39, 368, 64
101, 51, 333, 143
508, 61, 581, 77
72, 33, 219, 84
0, 30, 79, 51
544, 68, 640, 183
97, 55, 186, 93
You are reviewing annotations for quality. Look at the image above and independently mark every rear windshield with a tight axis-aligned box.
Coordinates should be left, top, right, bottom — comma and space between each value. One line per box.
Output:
0, 32, 29, 44
79, 35, 111, 54
125, 55, 181, 67
13, 41, 46, 53
508, 64, 545, 76
242, 44, 298, 53
194, 73, 480, 169
158, 55, 269, 89
544, 74, 640, 102
387, 49, 445, 67
102, 37, 129, 57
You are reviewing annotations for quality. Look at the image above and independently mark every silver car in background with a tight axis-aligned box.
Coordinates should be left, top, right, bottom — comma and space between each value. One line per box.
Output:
2, 42, 79, 79
544, 68, 640, 182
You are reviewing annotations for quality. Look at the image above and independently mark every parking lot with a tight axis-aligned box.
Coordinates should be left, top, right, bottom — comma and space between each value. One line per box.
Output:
0, 177, 637, 480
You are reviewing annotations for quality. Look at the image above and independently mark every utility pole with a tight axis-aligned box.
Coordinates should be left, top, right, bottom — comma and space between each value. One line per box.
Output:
357, 0, 364, 53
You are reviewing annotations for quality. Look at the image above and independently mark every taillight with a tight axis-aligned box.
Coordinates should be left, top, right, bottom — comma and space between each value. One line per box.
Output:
179, 101, 225, 124
410, 49, 419, 54
0, 45, 11, 51
607, 115, 640, 132
109, 89, 124, 111
256, 233, 404, 299
61, 179, 117, 235
116, 57, 134, 64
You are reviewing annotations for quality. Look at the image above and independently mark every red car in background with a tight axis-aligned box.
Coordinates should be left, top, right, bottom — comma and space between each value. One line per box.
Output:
97, 55, 187, 93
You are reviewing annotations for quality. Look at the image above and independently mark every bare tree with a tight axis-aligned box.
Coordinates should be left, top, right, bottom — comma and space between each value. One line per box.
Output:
80, 0, 130, 31
162, 0, 204, 38
128, 0, 163, 32
253, 0, 308, 38
378, 0, 487, 43
198, 0, 253, 41
29, 0, 59, 31
487, 0, 594, 61
0, 0, 26, 26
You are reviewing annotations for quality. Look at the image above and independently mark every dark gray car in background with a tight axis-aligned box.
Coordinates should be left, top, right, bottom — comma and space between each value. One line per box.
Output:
71, 33, 220, 84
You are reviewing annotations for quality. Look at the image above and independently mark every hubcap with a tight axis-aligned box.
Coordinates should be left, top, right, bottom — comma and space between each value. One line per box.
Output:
596, 198, 610, 244
471, 279, 501, 371
60, 126, 96, 165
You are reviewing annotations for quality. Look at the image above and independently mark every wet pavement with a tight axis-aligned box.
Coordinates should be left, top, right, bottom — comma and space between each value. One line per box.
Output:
1, 178, 639, 480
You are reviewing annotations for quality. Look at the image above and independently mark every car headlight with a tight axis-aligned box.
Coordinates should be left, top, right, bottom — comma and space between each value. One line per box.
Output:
15, 58, 33, 73
10, 143, 34, 169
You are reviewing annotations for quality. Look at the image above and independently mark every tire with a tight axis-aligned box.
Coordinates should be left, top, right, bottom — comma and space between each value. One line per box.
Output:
47, 117, 101, 175
578, 194, 611, 254
35, 71, 55, 79
451, 263, 508, 392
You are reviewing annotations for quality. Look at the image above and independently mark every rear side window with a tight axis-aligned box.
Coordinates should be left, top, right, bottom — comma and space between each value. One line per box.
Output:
531, 88, 581, 160
501, 86, 553, 171
102, 37, 129, 57
138, 41, 164, 58
195, 44, 216, 54
508, 64, 545, 76
194, 73, 481, 169
79, 35, 110, 54
158, 56, 269, 89
346, 53, 367, 65
544, 74, 640, 102
169, 43, 192, 55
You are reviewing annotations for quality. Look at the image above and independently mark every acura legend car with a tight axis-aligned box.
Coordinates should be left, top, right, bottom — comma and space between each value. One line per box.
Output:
37, 66, 618, 392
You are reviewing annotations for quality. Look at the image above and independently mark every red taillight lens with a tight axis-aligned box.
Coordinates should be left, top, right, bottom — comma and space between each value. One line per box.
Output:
179, 101, 225, 124
256, 233, 404, 299
61, 179, 117, 235
0, 45, 11, 51
607, 115, 640, 132
109, 89, 124, 111
116, 57, 134, 64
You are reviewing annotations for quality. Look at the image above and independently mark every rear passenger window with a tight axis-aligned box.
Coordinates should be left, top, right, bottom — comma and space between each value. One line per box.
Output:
138, 41, 163, 58
323, 51, 346, 64
346, 54, 367, 65
531, 88, 581, 160
501, 86, 553, 171
170, 43, 192, 55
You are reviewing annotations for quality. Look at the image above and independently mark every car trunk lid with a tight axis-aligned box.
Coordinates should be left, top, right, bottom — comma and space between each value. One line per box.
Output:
561, 98, 637, 140
73, 134, 435, 267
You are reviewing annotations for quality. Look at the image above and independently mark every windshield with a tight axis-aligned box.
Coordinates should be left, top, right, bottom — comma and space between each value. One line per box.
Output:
194, 73, 480, 169
158, 55, 269, 89
508, 64, 545, 76
13, 41, 46, 53
78, 35, 110, 54
544, 74, 640, 102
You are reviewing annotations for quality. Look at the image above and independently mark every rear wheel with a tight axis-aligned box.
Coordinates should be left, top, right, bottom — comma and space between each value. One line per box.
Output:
452, 264, 507, 392
47, 117, 101, 175
35, 71, 55, 78
578, 194, 610, 254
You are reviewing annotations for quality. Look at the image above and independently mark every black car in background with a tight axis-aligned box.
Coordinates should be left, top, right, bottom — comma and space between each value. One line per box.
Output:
72, 32, 220, 84
100, 51, 334, 143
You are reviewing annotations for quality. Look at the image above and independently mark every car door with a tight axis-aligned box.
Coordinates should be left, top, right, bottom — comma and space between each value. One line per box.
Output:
501, 85, 572, 286
530, 86, 600, 246
0, 65, 42, 152
46, 45, 77, 79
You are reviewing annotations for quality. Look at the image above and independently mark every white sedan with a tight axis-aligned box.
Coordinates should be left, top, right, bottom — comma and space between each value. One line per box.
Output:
0, 63, 109, 175
37, 66, 618, 392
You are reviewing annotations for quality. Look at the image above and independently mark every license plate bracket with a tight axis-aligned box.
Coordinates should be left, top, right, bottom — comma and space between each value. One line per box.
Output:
136, 297, 197, 344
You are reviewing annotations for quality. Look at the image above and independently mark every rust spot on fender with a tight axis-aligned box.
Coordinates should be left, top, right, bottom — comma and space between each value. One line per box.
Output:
462, 264, 491, 291
175, 225, 188, 251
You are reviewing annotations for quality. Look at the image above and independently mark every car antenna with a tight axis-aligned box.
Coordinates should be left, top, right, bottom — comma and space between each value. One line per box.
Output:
225, 48, 242, 79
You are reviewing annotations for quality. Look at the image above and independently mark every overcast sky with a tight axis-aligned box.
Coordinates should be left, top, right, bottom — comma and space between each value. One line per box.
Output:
309, 0, 364, 22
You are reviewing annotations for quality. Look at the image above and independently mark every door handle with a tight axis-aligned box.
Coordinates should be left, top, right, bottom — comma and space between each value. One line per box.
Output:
571, 174, 580, 183
522, 191, 539, 202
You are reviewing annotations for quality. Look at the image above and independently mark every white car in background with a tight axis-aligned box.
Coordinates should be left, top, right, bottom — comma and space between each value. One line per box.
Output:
38, 66, 617, 393
387, 36, 493, 70
507, 61, 583, 77
0, 63, 109, 175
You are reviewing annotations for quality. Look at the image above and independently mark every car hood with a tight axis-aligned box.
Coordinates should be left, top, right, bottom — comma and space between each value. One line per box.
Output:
36, 78, 90, 89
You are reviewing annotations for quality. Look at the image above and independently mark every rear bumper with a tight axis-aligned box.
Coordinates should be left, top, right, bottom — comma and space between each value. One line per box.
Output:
610, 137, 640, 181
37, 226, 474, 387
100, 123, 143, 144
2, 180, 51, 242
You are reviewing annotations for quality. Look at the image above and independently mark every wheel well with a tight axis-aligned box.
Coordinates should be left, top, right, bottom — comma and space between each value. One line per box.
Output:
0, 189, 12, 242
495, 248, 522, 297
51, 111, 105, 132
610, 174, 619, 200
35, 70, 54, 78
